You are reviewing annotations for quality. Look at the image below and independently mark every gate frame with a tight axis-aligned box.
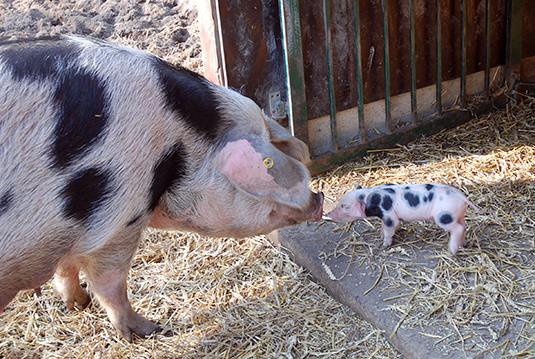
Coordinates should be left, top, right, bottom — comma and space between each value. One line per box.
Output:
200, 0, 526, 176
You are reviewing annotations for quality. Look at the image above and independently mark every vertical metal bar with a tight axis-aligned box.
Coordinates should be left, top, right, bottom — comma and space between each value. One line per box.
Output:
505, 0, 524, 90
351, 0, 365, 143
435, 0, 442, 115
323, 0, 338, 152
278, 0, 309, 144
408, 0, 417, 125
460, 0, 467, 107
484, 0, 491, 99
382, 0, 392, 133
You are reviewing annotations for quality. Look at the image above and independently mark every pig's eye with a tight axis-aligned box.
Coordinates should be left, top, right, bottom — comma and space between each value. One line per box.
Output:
341, 204, 350, 210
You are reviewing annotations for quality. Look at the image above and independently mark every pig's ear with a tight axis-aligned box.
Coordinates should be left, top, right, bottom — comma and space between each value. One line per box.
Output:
349, 200, 366, 218
266, 117, 311, 165
217, 138, 311, 207
355, 183, 362, 190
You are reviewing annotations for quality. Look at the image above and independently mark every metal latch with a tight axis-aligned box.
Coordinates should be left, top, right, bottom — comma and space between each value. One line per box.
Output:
269, 91, 288, 120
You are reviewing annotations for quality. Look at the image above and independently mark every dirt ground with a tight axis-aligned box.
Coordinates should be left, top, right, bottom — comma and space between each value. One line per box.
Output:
0, 0, 203, 70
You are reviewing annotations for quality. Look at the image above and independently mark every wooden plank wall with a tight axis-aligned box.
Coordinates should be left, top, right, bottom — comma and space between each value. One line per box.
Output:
199, 0, 286, 115
200, 0, 533, 120
300, 0, 508, 120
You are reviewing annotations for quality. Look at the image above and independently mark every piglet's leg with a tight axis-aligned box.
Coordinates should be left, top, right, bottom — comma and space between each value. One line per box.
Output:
381, 221, 398, 248
54, 257, 91, 311
445, 222, 467, 255
83, 233, 160, 342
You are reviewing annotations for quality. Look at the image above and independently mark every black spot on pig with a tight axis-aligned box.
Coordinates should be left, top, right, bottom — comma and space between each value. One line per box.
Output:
51, 70, 109, 169
381, 195, 393, 211
427, 192, 434, 202
357, 194, 365, 203
439, 212, 454, 225
404, 192, 420, 208
0, 189, 14, 217
149, 143, 188, 211
384, 217, 394, 228
62, 168, 111, 224
0, 37, 79, 81
155, 60, 222, 140
365, 193, 383, 219
425, 184, 434, 191
384, 187, 395, 194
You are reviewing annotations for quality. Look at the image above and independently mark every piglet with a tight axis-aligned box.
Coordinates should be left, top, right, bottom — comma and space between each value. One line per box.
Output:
328, 183, 483, 254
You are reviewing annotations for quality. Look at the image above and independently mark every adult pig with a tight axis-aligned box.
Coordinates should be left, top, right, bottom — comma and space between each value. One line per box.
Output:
0, 36, 323, 341
329, 183, 482, 255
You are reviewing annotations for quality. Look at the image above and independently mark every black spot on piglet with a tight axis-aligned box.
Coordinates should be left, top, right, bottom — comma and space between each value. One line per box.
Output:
384, 217, 395, 227
365, 193, 383, 219
439, 212, 454, 225
425, 184, 434, 191
381, 195, 393, 211
404, 192, 420, 208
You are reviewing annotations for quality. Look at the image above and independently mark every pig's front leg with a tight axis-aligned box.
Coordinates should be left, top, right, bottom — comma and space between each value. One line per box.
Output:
381, 216, 399, 247
54, 257, 91, 311
83, 232, 161, 342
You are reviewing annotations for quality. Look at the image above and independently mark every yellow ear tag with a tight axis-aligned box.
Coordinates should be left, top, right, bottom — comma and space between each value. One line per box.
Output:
263, 157, 274, 169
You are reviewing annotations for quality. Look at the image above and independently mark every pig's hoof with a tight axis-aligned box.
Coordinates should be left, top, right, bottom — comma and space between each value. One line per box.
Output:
73, 291, 92, 311
117, 313, 162, 342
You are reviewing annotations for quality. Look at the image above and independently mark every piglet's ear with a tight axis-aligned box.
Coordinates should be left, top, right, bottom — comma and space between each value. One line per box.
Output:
354, 183, 362, 190
349, 200, 366, 218
217, 138, 311, 208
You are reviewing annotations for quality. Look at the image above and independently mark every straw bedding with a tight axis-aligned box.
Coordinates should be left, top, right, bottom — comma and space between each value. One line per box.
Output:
312, 92, 535, 357
1, 232, 398, 358
2, 94, 534, 358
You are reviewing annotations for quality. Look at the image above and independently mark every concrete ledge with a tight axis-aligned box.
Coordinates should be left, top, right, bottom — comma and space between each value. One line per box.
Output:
273, 221, 530, 359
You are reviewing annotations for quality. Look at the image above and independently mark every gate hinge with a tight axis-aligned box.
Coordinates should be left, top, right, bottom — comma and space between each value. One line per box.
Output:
269, 91, 288, 120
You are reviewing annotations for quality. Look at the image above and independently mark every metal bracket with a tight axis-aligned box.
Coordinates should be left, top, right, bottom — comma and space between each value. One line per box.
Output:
269, 91, 288, 120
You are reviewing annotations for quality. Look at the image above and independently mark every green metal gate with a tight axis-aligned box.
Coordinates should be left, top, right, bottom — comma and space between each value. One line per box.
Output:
200, 0, 532, 175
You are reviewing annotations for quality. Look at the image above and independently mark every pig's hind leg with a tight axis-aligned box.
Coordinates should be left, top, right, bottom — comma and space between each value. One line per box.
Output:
82, 230, 161, 342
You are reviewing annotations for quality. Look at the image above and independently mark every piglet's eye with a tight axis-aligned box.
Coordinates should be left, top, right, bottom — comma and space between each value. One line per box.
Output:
341, 204, 350, 210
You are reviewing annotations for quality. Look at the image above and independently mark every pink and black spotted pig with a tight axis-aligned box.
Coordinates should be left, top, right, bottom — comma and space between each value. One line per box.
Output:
0, 36, 323, 341
329, 183, 484, 254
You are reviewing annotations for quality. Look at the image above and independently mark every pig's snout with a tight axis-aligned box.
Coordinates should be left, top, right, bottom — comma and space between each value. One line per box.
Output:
279, 191, 323, 225
306, 191, 324, 222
